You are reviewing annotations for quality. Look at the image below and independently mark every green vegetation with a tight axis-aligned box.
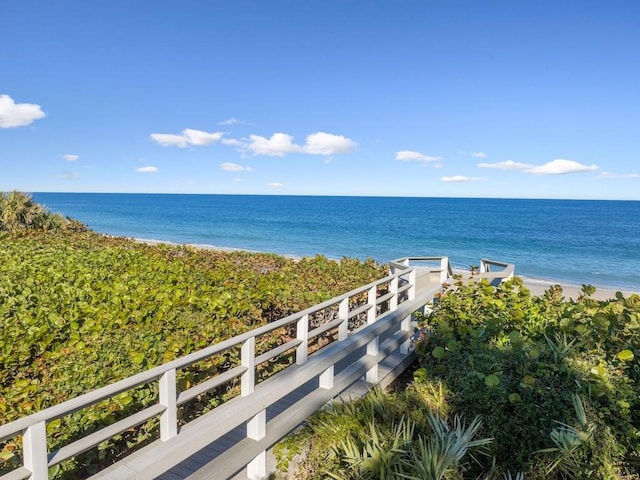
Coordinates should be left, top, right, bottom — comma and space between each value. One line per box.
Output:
0, 191, 87, 233
0, 222, 385, 477
279, 278, 640, 479
3, 193, 639, 478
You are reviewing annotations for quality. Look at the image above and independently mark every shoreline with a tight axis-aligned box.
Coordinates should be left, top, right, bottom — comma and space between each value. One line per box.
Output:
135, 237, 639, 301
518, 276, 638, 301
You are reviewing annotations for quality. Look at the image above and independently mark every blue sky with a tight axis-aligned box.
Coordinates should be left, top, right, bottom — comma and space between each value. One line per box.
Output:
2, 0, 639, 199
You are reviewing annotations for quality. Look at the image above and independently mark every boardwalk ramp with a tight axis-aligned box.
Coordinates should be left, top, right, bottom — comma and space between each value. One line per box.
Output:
0, 257, 513, 480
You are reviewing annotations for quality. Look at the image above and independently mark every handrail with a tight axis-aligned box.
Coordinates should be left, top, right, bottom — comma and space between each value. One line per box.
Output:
0, 255, 513, 480
478, 258, 515, 283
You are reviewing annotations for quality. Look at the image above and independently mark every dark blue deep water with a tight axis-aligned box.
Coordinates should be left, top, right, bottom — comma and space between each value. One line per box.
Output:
32, 193, 640, 291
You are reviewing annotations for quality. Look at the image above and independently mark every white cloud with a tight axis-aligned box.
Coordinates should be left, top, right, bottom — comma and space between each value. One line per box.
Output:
150, 133, 189, 147
478, 160, 533, 170
0, 94, 46, 128
600, 172, 640, 179
471, 152, 487, 159
63, 154, 79, 162
150, 128, 224, 148
218, 117, 239, 125
221, 138, 243, 146
248, 133, 302, 156
245, 131, 357, 157
441, 175, 484, 182
303, 132, 357, 155
183, 128, 224, 146
526, 159, 598, 175
136, 166, 158, 173
220, 162, 253, 172
395, 150, 443, 163
268, 182, 284, 188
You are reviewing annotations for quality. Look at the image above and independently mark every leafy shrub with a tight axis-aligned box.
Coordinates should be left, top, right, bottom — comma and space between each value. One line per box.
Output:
275, 388, 491, 479
414, 277, 640, 479
283, 278, 640, 479
0, 230, 385, 477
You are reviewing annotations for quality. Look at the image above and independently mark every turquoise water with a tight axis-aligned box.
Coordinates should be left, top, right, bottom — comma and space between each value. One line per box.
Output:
32, 193, 640, 291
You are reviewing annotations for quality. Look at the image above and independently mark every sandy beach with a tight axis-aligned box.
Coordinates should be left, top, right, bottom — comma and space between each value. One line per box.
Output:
520, 277, 638, 301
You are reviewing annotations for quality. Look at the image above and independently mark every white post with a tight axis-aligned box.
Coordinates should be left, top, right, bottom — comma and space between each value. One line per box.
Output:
480, 259, 488, 273
247, 410, 266, 440
367, 286, 376, 324
366, 338, 379, 383
247, 409, 266, 480
23, 421, 48, 480
400, 314, 412, 354
320, 365, 334, 389
338, 298, 349, 340
390, 276, 398, 311
241, 337, 256, 396
159, 369, 178, 441
247, 451, 266, 480
366, 285, 379, 383
296, 314, 309, 365
440, 257, 449, 283
408, 269, 416, 301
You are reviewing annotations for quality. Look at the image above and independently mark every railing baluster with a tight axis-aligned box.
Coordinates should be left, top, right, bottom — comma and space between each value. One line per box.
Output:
247, 451, 266, 480
296, 314, 309, 365
338, 298, 349, 340
247, 409, 266, 480
390, 276, 399, 311
367, 286, 376, 324
159, 369, 177, 441
241, 337, 256, 396
366, 285, 379, 383
440, 257, 449, 283
366, 339, 379, 383
408, 268, 416, 300
400, 313, 412, 354
23, 421, 47, 480
247, 410, 265, 440
319, 365, 334, 389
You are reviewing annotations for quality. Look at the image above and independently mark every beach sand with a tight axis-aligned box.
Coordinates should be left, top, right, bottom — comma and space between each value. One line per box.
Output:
447, 264, 638, 301
521, 278, 638, 301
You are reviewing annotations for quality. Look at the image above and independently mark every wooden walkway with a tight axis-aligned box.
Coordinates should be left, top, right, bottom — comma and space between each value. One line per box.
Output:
159, 333, 415, 480
156, 268, 443, 480
0, 257, 514, 480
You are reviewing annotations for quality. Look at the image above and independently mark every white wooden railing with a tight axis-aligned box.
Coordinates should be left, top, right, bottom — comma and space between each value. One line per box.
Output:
0, 256, 513, 480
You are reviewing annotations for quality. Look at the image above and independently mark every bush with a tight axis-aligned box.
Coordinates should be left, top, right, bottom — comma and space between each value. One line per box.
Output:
283, 278, 640, 479
0, 231, 385, 478
414, 277, 640, 478
0, 191, 87, 233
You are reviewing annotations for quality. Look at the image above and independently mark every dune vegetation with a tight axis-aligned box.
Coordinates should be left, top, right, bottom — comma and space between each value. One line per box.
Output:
276, 278, 640, 479
2, 192, 639, 479
0, 193, 386, 477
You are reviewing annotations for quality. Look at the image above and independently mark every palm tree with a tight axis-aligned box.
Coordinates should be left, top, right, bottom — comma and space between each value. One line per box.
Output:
0, 190, 34, 232
0, 191, 84, 233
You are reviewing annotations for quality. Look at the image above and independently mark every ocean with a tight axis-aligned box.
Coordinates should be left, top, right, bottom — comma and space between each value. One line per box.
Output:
31, 193, 640, 292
